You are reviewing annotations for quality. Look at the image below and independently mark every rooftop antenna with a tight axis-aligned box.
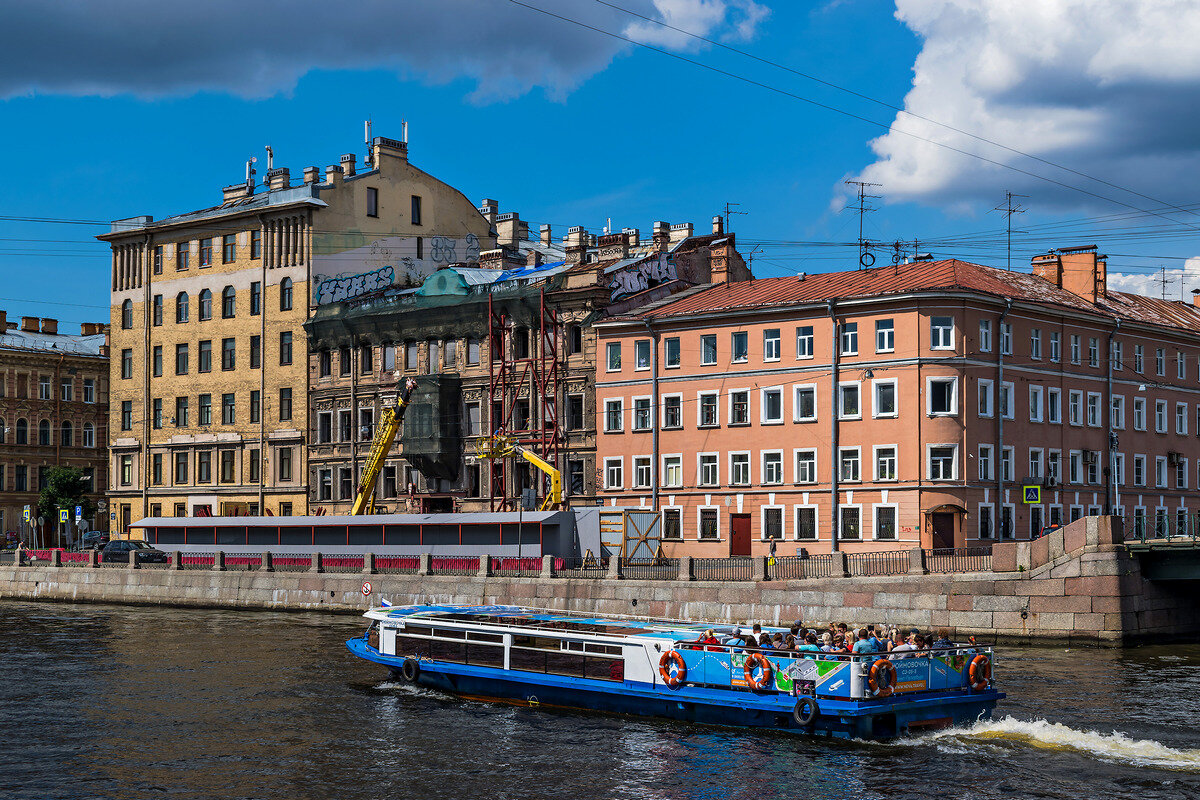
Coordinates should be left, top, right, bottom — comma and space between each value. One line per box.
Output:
265, 145, 274, 171
364, 118, 373, 165
605, 217, 612, 235
723, 201, 747, 233
991, 191, 1027, 271
844, 180, 881, 268
245, 157, 257, 193
1155, 264, 1174, 300
401, 120, 408, 144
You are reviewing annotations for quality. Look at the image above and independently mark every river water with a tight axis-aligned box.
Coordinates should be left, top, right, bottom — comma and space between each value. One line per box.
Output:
2, 601, 1197, 800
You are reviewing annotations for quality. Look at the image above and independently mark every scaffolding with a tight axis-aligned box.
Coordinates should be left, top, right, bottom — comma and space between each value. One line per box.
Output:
487, 289, 562, 511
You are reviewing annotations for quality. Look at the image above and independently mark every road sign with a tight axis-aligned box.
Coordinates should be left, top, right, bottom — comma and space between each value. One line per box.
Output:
59, 509, 68, 523
22, 506, 30, 522
1023, 485, 1041, 504
361, 581, 372, 597
75, 505, 82, 522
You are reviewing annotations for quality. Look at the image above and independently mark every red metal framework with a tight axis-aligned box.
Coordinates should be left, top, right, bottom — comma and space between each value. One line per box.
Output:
487, 289, 562, 511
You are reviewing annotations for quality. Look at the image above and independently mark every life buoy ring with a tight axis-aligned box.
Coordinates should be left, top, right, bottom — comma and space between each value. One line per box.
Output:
968, 654, 991, 690
793, 696, 819, 727
659, 650, 687, 688
869, 658, 898, 697
744, 652, 774, 691
401, 657, 420, 683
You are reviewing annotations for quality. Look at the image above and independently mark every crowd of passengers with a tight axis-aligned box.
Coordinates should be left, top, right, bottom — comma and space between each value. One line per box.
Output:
695, 621, 957, 657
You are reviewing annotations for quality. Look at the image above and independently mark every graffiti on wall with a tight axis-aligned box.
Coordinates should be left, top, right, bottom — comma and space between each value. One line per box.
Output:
316, 266, 395, 305
609, 253, 678, 301
312, 234, 483, 305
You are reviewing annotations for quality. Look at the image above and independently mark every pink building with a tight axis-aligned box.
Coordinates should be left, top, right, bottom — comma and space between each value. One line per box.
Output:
594, 248, 1200, 556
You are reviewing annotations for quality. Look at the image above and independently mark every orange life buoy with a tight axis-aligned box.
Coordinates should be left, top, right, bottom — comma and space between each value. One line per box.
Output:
968, 654, 991, 690
659, 650, 687, 688
744, 652, 774, 691
869, 658, 898, 697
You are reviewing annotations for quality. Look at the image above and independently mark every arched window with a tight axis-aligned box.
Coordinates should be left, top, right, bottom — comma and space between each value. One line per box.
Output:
15, 418, 27, 445
280, 277, 293, 311
38, 419, 51, 446
176, 292, 189, 323
199, 289, 212, 320
221, 285, 236, 318
61, 420, 73, 447
83, 422, 95, 448
121, 299, 133, 329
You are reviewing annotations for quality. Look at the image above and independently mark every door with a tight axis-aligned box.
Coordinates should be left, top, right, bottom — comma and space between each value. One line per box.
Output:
931, 512, 955, 549
730, 514, 752, 557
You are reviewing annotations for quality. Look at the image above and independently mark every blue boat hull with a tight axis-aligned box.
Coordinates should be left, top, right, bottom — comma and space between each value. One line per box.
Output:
347, 638, 1003, 740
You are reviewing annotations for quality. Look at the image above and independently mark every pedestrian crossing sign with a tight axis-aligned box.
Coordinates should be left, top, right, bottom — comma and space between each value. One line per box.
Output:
59, 509, 69, 523
1023, 486, 1041, 504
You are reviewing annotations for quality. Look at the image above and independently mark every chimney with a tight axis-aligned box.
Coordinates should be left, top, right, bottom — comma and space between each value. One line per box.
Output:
540, 224, 552, 247
267, 167, 291, 191
622, 227, 640, 247
565, 226, 589, 264
669, 222, 693, 244
1032, 245, 1106, 304
222, 183, 251, 202
325, 164, 344, 184
480, 199, 499, 225
303, 166, 320, 184
712, 215, 723, 235
598, 233, 629, 260
0, 311, 6, 332
652, 221, 670, 251
496, 212, 524, 248
41, 318, 58, 335
339, 153, 356, 177
79, 322, 94, 336
370, 136, 407, 167
20, 316, 38, 332
478, 248, 504, 268
526, 250, 543, 268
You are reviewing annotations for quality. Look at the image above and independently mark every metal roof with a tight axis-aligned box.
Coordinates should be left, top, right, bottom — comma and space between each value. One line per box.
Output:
133, 511, 568, 527
0, 331, 106, 356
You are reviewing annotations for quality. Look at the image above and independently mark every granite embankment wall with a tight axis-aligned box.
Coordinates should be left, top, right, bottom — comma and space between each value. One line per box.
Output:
2, 517, 1197, 644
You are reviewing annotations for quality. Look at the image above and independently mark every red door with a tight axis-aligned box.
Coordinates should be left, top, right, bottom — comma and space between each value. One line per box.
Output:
730, 514, 752, 557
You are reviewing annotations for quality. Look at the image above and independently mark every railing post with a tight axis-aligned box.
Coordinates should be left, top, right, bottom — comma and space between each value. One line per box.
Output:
541, 554, 554, 579
89, 548, 100, 569
128, 549, 140, 570
677, 555, 694, 581
51, 549, 62, 568
417, 552, 431, 576
834, 551, 849, 578
908, 548, 928, 575
607, 556, 623, 580
261, 551, 273, 572
751, 555, 767, 582
477, 553, 491, 578
213, 550, 226, 571
170, 550, 181, 570
363, 552, 376, 575
309, 552, 323, 574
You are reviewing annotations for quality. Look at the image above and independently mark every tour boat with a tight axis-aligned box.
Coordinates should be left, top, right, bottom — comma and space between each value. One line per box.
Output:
346, 604, 1003, 740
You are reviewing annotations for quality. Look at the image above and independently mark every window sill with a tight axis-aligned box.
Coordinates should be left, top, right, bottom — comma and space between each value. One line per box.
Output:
761, 420, 784, 426
794, 418, 817, 424
872, 413, 898, 419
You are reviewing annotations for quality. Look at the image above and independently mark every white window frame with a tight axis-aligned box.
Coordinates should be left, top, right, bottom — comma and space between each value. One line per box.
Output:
762, 450, 784, 485
795, 326, 814, 360
1001, 446, 1014, 482
875, 319, 895, 353
872, 378, 898, 418
697, 452, 719, 487
838, 381, 862, 420
760, 386, 784, 425
1177, 402, 1188, 435
794, 448, 818, 484
700, 334, 717, 366
763, 329, 781, 362
1030, 328, 1042, 360
1000, 322, 1013, 355
872, 503, 900, 541
605, 342, 621, 372
1155, 399, 1168, 434
697, 506, 721, 540
999, 381, 1015, 420
1069, 450, 1082, 484
1133, 397, 1147, 431
977, 378, 994, 418
1133, 454, 1146, 487
926, 376, 958, 416
661, 392, 683, 430
1086, 391, 1102, 427
793, 383, 818, 423
1029, 385, 1044, 423
697, 391, 719, 427
661, 506, 684, 539
979, 319, 992, 353
603, 457, 623, 489
839, 446, 862, 482
838, 504, 864, 541
731, 331, 749, 364
729, 451, 752, 486
634, 339, 651, 371
1049, 331, 1060, 362
978, 444, 993, 481
1068, 390, 1084, 426
1070, 334, 1081, 364
1112, 395, 1125, 430
873, 444, 898, 482
632, 455, 653, 489
603, 398, 624, 433
727, 387, 752, 426
840, 322, 858, 356
978, 502, 995, 540
632, 395, 653, 432
1028, 447, 1043, 480
1047, 387, 1061, 424
760, 505, 786, 541
794, 504, 820, 541
930, 315, 954, 350
662, 454, 683, 488
927, 443, 958, 481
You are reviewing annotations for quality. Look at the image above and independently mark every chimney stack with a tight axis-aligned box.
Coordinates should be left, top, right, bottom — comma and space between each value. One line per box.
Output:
480, 199, 499, 225
369, 136, 407, 167
267, 167, 291, 191
41, 318, 57, 335
669, 222, 693, 244
20, 316, 38, 332
526, 249, 543, 268
712, 215, 723, 235
496, 212, 525, 248
652, 221, 670, 251
303, 166, 320, 184
340, 153, 356, 177
325, 164, 344, 184
622, 227, 640, 247
540, 224, 552, 247
222, 184, 252, 202
565, 226, 589, 264
1032, 245, 1106, 304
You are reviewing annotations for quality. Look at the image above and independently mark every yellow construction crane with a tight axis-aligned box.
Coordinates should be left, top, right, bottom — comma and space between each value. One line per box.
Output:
350, 379, 417, 516
475, 434, 562, 511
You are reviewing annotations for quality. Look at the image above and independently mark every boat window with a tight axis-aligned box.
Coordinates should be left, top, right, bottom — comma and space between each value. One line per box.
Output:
563, 641, 622, 657
403, 625, 432, 637
511, 635, 562, 651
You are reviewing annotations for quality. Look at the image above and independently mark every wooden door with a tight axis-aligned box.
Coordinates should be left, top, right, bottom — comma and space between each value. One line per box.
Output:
730, 513, 752, 557
931, 512, 955, 549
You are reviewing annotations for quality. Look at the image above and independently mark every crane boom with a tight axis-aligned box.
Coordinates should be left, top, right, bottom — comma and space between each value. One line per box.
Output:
475, 434, 563, 511
350, 379, 416, 516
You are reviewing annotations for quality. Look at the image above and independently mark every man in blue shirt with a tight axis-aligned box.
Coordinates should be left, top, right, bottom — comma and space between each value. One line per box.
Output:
852, 629, 879, 654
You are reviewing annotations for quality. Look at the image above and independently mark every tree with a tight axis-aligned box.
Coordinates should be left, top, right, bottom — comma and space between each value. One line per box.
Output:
37, 466, 96, 525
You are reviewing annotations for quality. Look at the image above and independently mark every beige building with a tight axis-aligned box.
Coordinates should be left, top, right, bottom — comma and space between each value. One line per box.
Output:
101, 134, 492, 531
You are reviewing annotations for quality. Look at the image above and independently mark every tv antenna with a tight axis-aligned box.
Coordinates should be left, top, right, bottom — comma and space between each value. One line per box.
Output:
723, 201, 747, 233
992, 191, 1027, 271
1155, 264, 1174, 300
844, 180, 881, 268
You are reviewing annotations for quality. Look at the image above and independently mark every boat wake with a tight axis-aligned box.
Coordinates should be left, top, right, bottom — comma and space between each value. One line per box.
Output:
915, 717, 1200, 771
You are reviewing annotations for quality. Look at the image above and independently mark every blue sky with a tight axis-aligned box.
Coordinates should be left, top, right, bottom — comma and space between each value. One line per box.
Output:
3, 0, 1200, 331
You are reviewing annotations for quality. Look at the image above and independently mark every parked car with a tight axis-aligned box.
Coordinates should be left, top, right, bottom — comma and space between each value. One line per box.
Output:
82, 531, 110, 550
99, 540, 169, 564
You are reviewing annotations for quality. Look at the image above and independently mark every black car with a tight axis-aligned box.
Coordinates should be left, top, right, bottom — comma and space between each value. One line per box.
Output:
99, 540, 169, 564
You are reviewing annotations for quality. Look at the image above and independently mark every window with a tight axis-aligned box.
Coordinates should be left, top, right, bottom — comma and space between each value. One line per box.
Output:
338, 410, 353, 442
1133, 456, 1145, 487
1000, 322, 1012, 355
121, 348, 133, 379
198, 394, 212, 426
761, 387, 783, 423
221, 393, 235, 425
467, 339, 481, 365
221, 235, 235, 264
795, 449, 817, 483
1179, 351, 1188, 380
731, 331, 748, 363
1156, 348, 1165, 376
698, 392, 718, 426
120, 455, 132, 486
604, 399, 623, 432
1088, 337, 1099, 368
1002, 447, 1014, 482
465, 402, 482, 436
1112, 395, 1125, 430
1156, 456, 1167, 488
978, 379, 994, 417
199, 238, 213, 267
927, 377, 957, 415
633, 457, 652, 489
978, 445, 992, 480
1050, 331, 1060, 362
219, 450, 235, 483
367, 187, 379, 217
1113, 453, 1124, 486
1050, 450, 1063, 484
279, 331, 292, 365
1087, 392, 1102, 427
840, 322, 858, 355
876, 319, 894, 352
730, 453, 750, 485
151, 399, 162, 430
930, 316, 953, 349
633, 397, 652, 431
1069, 451, 1082, 484
318, 469, 332, 501
1029, 385, 1043, 422
663, 396, 682, 429
796, 506, 817, 540
838, 383, 860, 419
121, 299, 133, 329
928, 445, 956, 480
634, 339, 651, 370
665, 337, 680, 367
603, 458, 623, 489
979, 320, 992, 352
1028, 448, 1042, 480
37, 375, 50, 400
83, 378, 95, 404
1133, 398, 1146, 431
1134, 344, 1144, 373
199, 289, 212, 320
247, 229, 261, 260
730, 390, 750, 425
698, 454, 718, 486
1070, 334, 1081, 364
1178, 402, 1189, 435
198, 340, 212, 373
221, 286, 236, 318
1047, 388, 1061, 424
700, 508, 719, 540
763, 507, 784, 540
250, 390, 260, 423
175, 397, 188, 427
840, 506, 861, 541
176, 292, 189, 323
663, 508, 682, 539
979, 504, 994, 539
1177, 457, 1189, 490
663, 456, 682, 488
875, 446, 897, 481
279, 387, 292, 421
82, 422, 94, 448
410, 195, 422, 225
14, 418, 26, 445
317, 412, 333, 443
1112, 341, 1123, 370
839, 447, 860, 482
606, 342, 621, 371
567, 326, 583, 357
1155, 400, 1168, 433
874, 506, 898, 540
794, 384, 817, 422
176, 241, 190, 271
361, 345, 374, 374
1030, 328, 1042, 360
764, 329, 780, 361
196, 451, 212, 483
175, 343, 189, 375
763, 451, 783, 484
221, 338, 236, 371
280, 278, 293, 311
151, 244, 163, 275
796, 326, 814, 359
1068, 390, 1083, 426
149, 294, 163, 326
873, 379, 897, 417
248, 335, 260, 369
116, 403, 131, 432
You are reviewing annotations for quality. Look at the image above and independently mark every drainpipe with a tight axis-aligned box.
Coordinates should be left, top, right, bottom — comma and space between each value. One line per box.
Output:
997, 299, 1012, 538
1105, 319, 1121, 514
258, 215, 267, 515
643, 318, 660, 512
828, 300, 840, 552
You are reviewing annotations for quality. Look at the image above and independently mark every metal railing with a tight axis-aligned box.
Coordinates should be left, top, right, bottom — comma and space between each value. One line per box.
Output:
848, 550, 909, 577
181, 553, 215, 570
430, 557, 480, 576
927, 547, 991, 573
490, 557, 543, 577
555, 556, 609, 578
375, 556, 420, 575
1124, 513, 1199, 544
322, 556, 366, 573
771, 553, 836, 580
693, 557, 751, 581
621, 558, 678, 580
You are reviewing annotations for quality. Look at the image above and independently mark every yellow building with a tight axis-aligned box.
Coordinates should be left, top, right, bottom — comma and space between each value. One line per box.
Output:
101, 135, 492, 530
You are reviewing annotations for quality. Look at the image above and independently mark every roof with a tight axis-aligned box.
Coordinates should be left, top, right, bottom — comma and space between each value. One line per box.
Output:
132, 511, 569, 527
101, 185, 328, 238
615, 259, 1200, 335
0, 330, 106, 356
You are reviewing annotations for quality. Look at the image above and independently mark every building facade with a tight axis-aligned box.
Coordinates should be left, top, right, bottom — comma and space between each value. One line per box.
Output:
101, 134, 492, 531
0, 312, 109, 544
595, 247, 1200, 556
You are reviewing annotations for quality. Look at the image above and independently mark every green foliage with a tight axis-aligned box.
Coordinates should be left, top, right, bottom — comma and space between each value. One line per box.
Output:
37, 466, 95, 523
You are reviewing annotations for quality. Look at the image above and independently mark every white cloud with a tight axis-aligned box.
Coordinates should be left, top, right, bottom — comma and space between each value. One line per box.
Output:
850, 0, 1200, 211
0, 0, 765, 103
622, 1, 769, 48
1109, 257, 1200, 299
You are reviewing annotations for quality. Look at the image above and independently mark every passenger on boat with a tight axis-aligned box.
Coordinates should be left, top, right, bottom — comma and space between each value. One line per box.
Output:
886, 628, 904, 651
933, 629, 954, 648
797, 633, 822, 653
913, 633, 928, 652
852, 628, 879, 654
819, 632, 834, 652
698, 629, 722, 651
751, 623, 763, 638
758, 633, 773, 648
890, 633, 917, 657
771, 633, 785, 649
784, 634, 797, 651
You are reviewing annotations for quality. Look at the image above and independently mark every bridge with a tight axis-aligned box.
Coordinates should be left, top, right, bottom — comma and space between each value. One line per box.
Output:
1126, 533, 1200, 581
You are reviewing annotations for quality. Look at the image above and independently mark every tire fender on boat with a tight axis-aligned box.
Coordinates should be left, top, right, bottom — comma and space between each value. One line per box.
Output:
659, 650, 687, 688
869, 658, 897, 697
744, 652, 774, 691
401, 657, 421, 683
968, 654, 991, 690
792, 696, 819, 727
